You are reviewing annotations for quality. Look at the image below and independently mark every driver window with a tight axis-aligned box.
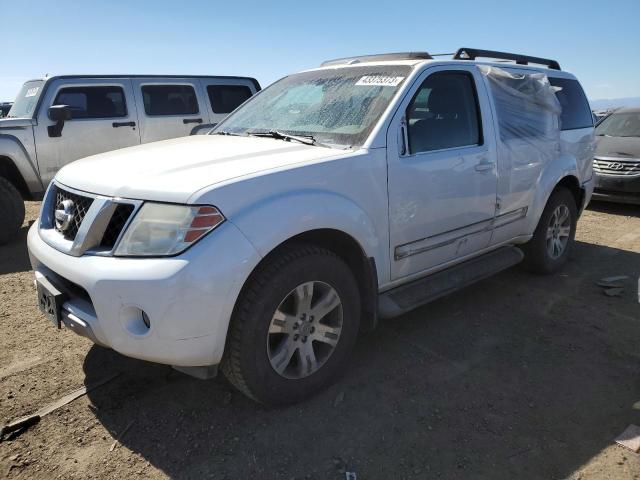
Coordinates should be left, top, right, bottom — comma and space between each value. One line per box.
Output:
406, 71, 481, 154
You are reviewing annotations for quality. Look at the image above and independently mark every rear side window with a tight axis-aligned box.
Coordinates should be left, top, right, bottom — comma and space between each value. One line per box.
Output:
549, 78, 593, 130
207, 85, 252, 114
406, 71, 481, 154
141, 85, 199, 116
53, 86, 127, 119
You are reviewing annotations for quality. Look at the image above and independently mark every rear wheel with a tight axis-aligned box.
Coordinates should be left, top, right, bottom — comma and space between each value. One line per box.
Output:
0, 177, 26, 245
521, 186, 577, 274
222, 244, 360, 405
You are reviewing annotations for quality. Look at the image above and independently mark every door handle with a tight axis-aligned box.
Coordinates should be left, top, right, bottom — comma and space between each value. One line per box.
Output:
475, 161, 495, 172
112, 121, 136, 128
183, 118, 203, 124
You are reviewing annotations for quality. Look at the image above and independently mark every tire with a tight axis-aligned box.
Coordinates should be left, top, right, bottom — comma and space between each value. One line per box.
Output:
520, 186, 577, 274
222, 244, 361, 405
0, 177, 26, 245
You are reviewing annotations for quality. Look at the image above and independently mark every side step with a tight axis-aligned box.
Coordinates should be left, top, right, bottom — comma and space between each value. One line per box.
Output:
378, 246, 524, 319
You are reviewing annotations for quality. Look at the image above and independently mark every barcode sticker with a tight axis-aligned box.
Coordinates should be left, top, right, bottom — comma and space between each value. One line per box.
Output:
355, 76, 404, 87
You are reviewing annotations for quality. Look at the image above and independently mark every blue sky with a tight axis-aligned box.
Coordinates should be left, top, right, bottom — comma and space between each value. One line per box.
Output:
1, 0, 639, 102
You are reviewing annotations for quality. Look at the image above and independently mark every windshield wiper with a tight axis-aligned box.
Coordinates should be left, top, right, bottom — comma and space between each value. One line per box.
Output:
212, 130, 242, 136
247, 129, 319, 146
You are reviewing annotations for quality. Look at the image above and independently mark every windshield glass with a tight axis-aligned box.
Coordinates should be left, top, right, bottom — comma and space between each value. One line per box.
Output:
7, 80, 45, 118
214, 66, 412, 148
596, 111, 640, 137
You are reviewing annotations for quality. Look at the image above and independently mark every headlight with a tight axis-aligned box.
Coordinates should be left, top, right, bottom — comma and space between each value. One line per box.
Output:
114, 203, 224, 256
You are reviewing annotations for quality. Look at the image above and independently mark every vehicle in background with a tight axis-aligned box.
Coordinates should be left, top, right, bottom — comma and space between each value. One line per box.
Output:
0, 102, 12, 118
592, 107, 640, 204
27, 49, 594, 404
592, 108, 617, 124
0, 75, 260, 244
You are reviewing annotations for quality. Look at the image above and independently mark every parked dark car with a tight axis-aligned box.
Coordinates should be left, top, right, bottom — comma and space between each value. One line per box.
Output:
592, 107, 640, 204
0, 102, 12, 118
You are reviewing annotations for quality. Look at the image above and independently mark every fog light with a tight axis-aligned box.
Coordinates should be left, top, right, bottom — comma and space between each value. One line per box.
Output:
120, 306, 151, 336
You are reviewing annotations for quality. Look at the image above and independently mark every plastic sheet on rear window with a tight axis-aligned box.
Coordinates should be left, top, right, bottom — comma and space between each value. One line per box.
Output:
478, 65, 561, 194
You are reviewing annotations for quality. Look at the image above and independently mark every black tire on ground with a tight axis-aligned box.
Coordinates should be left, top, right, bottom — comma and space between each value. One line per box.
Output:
0, 177, 26, 245
520, 186, 577, 274
222, 244, 361, 405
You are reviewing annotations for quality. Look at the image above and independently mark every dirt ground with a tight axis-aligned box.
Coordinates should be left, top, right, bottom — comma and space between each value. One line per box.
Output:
1, 200, 639, 480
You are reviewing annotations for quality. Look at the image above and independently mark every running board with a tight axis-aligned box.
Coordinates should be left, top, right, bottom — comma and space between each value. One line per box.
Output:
378, 246, 524, 319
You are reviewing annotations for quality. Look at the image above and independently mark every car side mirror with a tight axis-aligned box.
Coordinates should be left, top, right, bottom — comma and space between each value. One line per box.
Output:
48, 105, 71, 137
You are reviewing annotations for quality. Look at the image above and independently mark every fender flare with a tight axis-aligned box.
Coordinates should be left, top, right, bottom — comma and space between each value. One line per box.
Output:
0, 134, 43, 195
525, 153, 580, 233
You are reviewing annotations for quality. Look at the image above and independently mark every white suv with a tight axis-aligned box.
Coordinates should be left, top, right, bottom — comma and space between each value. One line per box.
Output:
27, 49, 595, 404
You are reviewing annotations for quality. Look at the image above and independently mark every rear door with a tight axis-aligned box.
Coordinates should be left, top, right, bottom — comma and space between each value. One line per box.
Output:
132, 78, 207, 143
34, 78, 140, 184
199, 78, 258, 128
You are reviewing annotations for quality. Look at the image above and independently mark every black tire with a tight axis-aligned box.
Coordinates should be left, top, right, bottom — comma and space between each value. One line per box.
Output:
0, 177, 26, 245
222, 244, 361, 405
520, 186, 577, 274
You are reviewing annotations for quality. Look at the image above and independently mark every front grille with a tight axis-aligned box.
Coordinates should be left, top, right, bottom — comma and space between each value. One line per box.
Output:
53, 186, 94, 240
593, 157, 640, 176
100, 204, 135, 249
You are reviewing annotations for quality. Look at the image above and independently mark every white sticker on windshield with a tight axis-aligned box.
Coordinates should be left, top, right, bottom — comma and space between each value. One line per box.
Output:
25, 87, 39, 97
355, 76, 405, 87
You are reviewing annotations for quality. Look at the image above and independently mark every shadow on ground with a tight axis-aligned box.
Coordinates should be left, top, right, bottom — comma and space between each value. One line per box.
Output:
0, 222, 33, 275
588, 200, 640, 217
84, 240, 640, 479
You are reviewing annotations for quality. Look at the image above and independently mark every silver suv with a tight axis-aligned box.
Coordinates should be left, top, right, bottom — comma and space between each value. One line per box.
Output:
0, 74, 260, 243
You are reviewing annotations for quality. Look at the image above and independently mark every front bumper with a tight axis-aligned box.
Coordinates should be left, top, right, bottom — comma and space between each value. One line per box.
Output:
593, 173, 640, 205
27, 221, 261, 367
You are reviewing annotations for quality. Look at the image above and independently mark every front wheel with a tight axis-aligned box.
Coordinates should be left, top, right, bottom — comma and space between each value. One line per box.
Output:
0, 177, 26, 245
521, 186, 577, 274
222, 244, 360, 405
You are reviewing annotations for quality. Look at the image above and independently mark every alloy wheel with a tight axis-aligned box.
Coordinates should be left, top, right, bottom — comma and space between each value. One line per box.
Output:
267, 281, 343, 379
546, 204, 571, 259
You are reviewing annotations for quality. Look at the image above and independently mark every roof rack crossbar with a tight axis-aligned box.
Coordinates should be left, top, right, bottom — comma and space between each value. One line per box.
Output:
453, 48, 561, 70
321, 52, 433, 67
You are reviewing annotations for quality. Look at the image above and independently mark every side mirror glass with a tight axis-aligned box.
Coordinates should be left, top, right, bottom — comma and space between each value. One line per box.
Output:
48, 105, 71, 137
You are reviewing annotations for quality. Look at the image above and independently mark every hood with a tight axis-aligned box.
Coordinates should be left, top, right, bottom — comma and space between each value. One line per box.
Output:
55, 135, 348, 203
595, 135, 640, 159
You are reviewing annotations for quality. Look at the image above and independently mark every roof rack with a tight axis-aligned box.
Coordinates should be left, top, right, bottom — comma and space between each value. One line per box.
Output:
321, 52, 433, 67
453, 48, 561, 70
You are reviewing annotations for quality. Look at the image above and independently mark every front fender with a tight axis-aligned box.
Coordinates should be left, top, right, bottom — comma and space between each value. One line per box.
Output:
0, 133, 43, 195
229, 189, 387, 283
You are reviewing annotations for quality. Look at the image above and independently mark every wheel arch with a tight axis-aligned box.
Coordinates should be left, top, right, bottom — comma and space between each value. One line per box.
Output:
0, 155, 31, 199
0, 133, 44, 199
231, 228, 379, 338
527, 151, 584, 234
556, 174, 583, 212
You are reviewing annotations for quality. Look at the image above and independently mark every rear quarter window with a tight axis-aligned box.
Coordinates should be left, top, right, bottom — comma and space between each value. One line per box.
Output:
207, 85, 253, 114
549, 78, 593, 130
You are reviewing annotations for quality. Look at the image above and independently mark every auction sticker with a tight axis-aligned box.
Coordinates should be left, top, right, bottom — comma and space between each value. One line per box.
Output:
25, 87, 40, 97
355, 75, 405, 87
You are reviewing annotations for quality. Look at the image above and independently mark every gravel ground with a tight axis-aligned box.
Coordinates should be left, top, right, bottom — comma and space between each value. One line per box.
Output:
0, 200, 639, 480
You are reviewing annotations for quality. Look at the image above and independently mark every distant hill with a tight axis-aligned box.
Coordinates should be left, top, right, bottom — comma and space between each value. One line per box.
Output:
589, 97, 640, 110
